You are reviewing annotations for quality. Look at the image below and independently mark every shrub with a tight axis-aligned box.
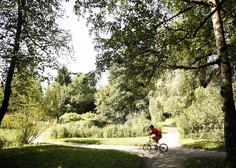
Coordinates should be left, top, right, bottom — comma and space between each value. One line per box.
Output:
49, 112, 152, 139
1, 111, 48, 145
0, 129, 22, 147
49, 124, 71, 139
1, 114, 19, 129
177, 86, 224, 139
59, 113, 82, 124
80, 112, 97, 120
0, 136, 6, 149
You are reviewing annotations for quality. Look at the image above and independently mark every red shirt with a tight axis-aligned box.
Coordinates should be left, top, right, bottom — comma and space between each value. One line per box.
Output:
150, 128, 162, 136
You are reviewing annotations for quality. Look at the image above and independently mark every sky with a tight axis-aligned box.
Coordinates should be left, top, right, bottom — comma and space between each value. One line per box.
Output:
59, 1, 96, 74
58, 1, 108, 86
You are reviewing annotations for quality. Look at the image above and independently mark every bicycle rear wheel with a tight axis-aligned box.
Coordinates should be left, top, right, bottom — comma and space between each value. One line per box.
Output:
143, 144, 151, 152
159, 143, 168, 152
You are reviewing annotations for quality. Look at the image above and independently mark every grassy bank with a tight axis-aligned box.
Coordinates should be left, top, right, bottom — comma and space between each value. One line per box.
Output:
0, 145, 142, 168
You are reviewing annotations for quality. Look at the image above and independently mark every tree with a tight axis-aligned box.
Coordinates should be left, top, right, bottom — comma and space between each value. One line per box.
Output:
149, 70, 190, 122
67, 72, 97, 114
1, 70, 46, 144
0, 0, 72, 124
75, 0, 236, 166
95, 64, 152, 124
43, 71, 97, 120
55, 65, 72, 86
43, 82, 68, 121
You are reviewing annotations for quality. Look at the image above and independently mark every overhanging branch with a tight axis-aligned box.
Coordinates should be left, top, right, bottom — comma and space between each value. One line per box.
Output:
182, 0, 210, 7
157, 6, 194, 27
167, 59, 220, 70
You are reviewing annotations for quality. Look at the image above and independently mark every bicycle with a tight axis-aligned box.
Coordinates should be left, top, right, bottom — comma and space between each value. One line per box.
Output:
143, 136, 168, 152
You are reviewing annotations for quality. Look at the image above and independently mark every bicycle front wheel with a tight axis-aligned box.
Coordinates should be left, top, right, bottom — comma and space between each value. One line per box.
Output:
143, 144, 151, 152
159, 143, 168, 152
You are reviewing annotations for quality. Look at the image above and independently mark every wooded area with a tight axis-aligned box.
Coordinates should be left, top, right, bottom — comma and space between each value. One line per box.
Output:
0, 0, 235, 167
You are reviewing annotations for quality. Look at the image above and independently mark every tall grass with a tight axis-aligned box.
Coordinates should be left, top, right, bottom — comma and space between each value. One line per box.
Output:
49, 112, 151, 139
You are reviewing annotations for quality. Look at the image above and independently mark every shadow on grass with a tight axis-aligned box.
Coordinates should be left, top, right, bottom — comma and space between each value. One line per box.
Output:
0, 145, 141, 168
62, 139, 102, 145
182, 140, 225, 151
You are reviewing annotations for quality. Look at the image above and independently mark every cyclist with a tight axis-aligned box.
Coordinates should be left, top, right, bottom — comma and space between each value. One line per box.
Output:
149, 125, 162, 143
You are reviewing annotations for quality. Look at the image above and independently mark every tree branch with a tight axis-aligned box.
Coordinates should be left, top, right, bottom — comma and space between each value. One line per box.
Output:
167, 59, 220, 70
191, 53, 214, 65
193, 8, 216, 37
182, 0, 227, 37
156, 6, 194, 27
181, 0, 210, 7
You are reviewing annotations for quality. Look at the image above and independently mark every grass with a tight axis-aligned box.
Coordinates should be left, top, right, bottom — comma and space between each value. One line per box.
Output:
47, 136, 149, 146
185, 157, 225, 168
0, 145, 142, 168
52, 118, 176, 147
179, 138, 225, 151
181, 138, 225, 168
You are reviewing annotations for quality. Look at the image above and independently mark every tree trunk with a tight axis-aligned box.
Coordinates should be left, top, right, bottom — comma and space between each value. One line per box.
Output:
0, 0, 25, 125
210, 0, 236, 167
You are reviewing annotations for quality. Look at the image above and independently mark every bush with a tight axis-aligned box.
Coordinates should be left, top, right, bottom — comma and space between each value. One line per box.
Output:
59, 112, 107, 127
177, 86, 224, 139
1, 111, 48, 145
59, 113, 82, 124
0, 136, 6, 149
0, 129, 22, 147
49, 112, 151, 139
1, 114, 19, 129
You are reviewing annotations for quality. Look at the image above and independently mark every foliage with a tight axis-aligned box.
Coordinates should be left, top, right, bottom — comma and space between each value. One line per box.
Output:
1, 112, 47, 145
49, 112, 151, 139
0, 135, 6, 149
0, 0, 73, 73
35, 70, 97, 122
42, 82, 70, 120
59, 112, 106, 126
0, 0, 73, 124
66, 72, 97, 114
55, 65, 72, 86
8, 71, 43, 113
148, 70, 194, 122
59, 112, 82, 123
0, 72, 47, 145
95, 83, 134, 124
73, 0, 235, 83
95, 66, 151, 124
0, 145, 142, 168
0, 129, 20, 147
177, 86, 224, 139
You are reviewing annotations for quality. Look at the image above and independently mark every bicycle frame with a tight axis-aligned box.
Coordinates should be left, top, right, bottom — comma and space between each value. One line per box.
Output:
147, 136, 160, 146
143, 136, 168, 152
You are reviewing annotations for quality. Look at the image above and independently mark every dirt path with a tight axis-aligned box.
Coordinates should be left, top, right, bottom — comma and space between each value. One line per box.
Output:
34, 126, 226, 168
141, 126, 225, 167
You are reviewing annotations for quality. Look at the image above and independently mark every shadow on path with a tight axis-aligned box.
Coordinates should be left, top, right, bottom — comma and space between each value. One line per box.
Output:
34, 126, 226, 168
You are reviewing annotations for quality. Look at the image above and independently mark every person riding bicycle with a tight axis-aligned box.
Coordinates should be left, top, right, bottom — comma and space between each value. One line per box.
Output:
149, 125, 162, 143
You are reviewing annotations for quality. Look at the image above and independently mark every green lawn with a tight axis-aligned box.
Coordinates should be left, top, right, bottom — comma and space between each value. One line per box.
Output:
0, 145, 142, 168
185, 157, 225, 168
181, 138, 225, 167
180, 138, 225, 151
58, 137, 148, 146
